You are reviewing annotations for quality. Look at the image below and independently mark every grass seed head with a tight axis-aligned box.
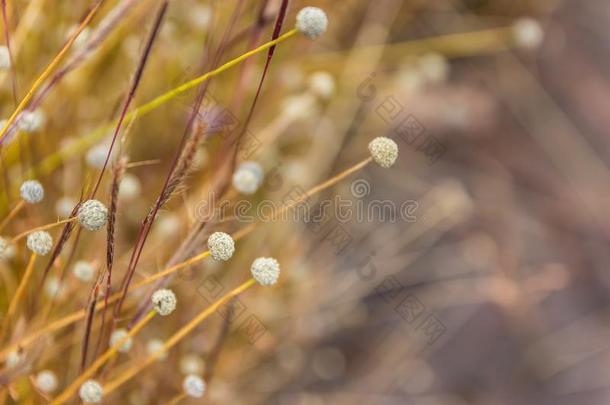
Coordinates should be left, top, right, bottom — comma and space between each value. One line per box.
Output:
77, 199, 108, 231
79, 379, 103, 403
20, 180, 44, 203
296, 7, 328, 39
251, 257, 281, 286
207, 232, 235, 262
27, 231, 53, 255
368, 137, 398, 168
151, 288, 177, 316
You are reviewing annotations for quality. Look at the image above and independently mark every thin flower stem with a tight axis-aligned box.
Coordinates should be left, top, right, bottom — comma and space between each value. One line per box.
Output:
0, 253, 37, 342
0, 157, 369, 357
103, 279, 257, 396
0, 0, 103, 145
0, 200, 24, 232
35, 29, 299, 178
10, 217, 76, 243
50, 310, 156, 405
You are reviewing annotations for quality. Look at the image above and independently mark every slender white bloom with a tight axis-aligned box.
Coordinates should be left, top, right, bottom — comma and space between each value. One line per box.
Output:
35, 370, 58, 393
146, 338, 167, 360
77, 200, 108, 231
232, 161, 264, 195
27, 231, 53, 256
110, 329, 133, 353
251, 257, 280, 286
73, 260, 95, 282
20, 180, 44, 203
296, 7, 328, 39
308, 71, 335, 99
207, 232, 235, 262
18, 110, 46, 133
513, 18, 544, 49
6, 351, 22, 368
79, 380, 103, 403
368, 137, 398, 168
55, 196, 76, 218
151, 289, 177, 316
118, 173, 142, 201
183, 374, 206, 398
0, 46, 10, 69
180, 354, 204, 375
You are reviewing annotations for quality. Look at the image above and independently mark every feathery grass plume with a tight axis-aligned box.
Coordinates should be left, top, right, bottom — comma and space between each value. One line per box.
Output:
368, 137, 399, 168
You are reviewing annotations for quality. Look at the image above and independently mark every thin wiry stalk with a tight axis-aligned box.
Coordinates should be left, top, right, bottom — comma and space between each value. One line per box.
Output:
0, 0, 104, 146
39, 199, 82, 287
90, 0, 168, 198
0, 0, 17, 105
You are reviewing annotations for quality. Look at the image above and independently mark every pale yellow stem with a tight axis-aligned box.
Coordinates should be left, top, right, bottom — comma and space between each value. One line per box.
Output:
11, 217, 76, 243
50, 310, 156, 405
0, 200, 24, 232
0, 253, 37, 342
103, 279, 256, 395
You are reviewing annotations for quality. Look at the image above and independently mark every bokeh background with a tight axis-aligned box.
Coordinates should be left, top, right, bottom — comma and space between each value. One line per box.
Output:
1, 0, 610, 404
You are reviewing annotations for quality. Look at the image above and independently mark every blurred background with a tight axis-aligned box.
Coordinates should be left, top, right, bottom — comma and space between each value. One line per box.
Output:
2, 0, 610, 404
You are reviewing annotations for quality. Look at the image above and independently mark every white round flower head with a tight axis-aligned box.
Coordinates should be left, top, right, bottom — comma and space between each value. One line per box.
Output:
251, 257, 281, 286
18, 110, 45, 133
207, 232, 235, 262
73, 260, 95, 282
79, 379, 103, 403
151, 288, 177, 316
308, 71, 336, 99
44, 276, 66, 299
55, 196, 76, 218
232, 161, 264, 195
183, 374, 206, 398
0, 46, 10, 69
418, 52, 450, 84
77, 199, 108, 231
180, 354, 204, 375
282, 94, 317, 119
6, 351, 22, 368
368, 137, 398, 168
20, 180, 44, 203
86, 141, 116, 169
513, 17, 544, 49
110, 328, 133, 353
35, 370, 58, 393
118, 173, 142, 201
146, 338, 167, 360
296, 7, 328, 39
27, 231, 53, 256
